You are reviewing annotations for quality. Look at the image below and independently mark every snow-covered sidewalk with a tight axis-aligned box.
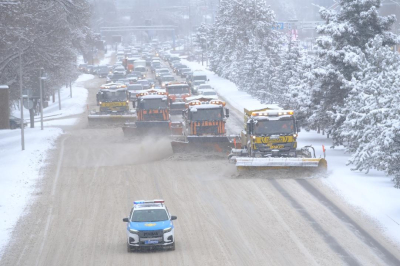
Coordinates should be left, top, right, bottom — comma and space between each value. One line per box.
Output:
182, 59, 400, 246
0, 51, 113, 258
0, 73, 92, 257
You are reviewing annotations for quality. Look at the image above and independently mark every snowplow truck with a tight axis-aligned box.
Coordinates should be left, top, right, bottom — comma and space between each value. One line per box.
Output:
228, 107, 327, 171
165, 83, 191, 115
122, 90, 171, 136
171, 97, 233, 153
88, 83, 136, 126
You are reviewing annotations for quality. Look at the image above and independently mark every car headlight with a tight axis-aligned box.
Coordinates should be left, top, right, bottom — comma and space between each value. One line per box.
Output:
129, 228, 139, 234
163, 227, 172, 233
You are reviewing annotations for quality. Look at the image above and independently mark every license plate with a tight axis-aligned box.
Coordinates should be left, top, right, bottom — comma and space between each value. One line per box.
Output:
268, 145, 284, 149
145, 240, 158, 245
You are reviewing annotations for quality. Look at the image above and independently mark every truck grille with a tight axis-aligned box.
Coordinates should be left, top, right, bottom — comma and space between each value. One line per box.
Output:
196, 125, 219, 135
143, 113, 165, 121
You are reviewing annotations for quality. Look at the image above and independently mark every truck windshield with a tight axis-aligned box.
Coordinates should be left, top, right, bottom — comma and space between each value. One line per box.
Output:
131, 209, 169, 222
140, 98, 168, 109
191, 108, 223, 121
167, 86, 190, 94
101, 91, 127, 101
254, 119, 295, 135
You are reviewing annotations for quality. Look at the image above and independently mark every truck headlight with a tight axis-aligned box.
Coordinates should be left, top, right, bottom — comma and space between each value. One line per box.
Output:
163, 227, 172, 233
129, 228, 138, 234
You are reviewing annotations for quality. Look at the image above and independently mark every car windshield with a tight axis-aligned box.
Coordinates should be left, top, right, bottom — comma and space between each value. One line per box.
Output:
191, 108, 223, 121
167, 86, 190, 94
128, 85, 143, 90
112, 74, 125, 80
162, 76, 175, 81
254, 119, 295, 135
135, 67, 146, 72
138, 81, 149, 86
194, 75, 207, 81
131, 209, 169, 222
100, 91, 127, 101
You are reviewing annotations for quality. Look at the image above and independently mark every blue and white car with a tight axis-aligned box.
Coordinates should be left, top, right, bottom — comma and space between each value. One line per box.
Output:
122, 199, 177, 252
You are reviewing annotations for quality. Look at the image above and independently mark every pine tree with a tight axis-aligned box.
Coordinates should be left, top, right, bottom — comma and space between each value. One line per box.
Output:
341, 36, 400, 188
207, 0, 283, 101
304, 0, 397, 145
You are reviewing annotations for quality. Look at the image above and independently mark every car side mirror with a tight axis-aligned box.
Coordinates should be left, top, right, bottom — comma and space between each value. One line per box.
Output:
207, 79, 210, 81
123, 218, 129, 222
225, 108, 230, 118
171, 216, 177, 220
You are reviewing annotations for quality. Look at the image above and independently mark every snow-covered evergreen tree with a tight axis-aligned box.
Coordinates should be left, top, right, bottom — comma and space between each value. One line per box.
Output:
304, 0, 397, 144
341, 37, 400, 188
207, 0, 283, 100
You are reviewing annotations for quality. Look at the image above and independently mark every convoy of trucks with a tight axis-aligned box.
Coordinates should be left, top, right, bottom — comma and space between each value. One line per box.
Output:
89, 49, 327, 173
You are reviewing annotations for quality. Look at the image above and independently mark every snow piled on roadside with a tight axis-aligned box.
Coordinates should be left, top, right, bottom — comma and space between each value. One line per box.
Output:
12, 76, 91, 124
182, 59, 400, 246
1, 72, 97, 258
0, 127, 62, 257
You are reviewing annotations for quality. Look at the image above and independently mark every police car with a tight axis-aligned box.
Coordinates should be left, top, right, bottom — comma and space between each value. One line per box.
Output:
122, 199, 177, 252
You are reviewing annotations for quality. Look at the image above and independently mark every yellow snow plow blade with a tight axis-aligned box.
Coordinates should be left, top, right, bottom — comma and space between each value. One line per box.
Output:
88, 114, 137, 126
235, 157, 327, 170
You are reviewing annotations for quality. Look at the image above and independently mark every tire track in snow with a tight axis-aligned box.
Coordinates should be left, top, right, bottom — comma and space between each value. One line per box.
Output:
269, 179, 361, 266
297, 180, 400, 266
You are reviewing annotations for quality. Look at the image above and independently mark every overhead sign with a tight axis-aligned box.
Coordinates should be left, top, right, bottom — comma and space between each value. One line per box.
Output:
23, 99, 34, 110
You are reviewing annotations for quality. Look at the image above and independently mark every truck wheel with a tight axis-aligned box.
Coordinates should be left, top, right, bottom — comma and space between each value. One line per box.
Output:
170, 242, 175, 251
127, 243, 132, 253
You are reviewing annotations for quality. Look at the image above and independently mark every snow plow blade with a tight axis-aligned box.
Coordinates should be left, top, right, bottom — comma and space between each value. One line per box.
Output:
234, 157, 327, 171
122, 121, 170, 137
88, 114, 137, 126
171, 136, 233, 153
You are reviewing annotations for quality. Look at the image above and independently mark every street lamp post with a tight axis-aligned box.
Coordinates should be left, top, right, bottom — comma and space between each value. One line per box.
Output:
19, 48, 25, 150
39, 68, 44, 130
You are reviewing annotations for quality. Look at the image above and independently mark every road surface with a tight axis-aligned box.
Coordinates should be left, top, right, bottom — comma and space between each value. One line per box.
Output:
1, 62, 400, 266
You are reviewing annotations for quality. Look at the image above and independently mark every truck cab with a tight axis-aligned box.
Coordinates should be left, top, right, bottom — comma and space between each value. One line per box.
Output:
242, 108, 299, 157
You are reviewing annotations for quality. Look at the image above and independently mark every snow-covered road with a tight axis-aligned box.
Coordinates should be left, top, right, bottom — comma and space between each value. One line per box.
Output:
1, 54, 400, 266
182, 59, 400, 247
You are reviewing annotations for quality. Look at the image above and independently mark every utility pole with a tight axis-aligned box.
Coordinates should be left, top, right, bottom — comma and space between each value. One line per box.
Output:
39, 68, 44, 130
70, 80, 72, 98
58, 86, 61, 110
19, 48, 25, 151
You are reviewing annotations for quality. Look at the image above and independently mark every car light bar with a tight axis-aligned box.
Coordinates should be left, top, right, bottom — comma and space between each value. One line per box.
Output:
134, 199, 164, 205
252, 110, 294, 117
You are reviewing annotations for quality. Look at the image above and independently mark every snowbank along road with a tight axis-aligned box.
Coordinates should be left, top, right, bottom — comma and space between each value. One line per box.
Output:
1, 66, 400, 266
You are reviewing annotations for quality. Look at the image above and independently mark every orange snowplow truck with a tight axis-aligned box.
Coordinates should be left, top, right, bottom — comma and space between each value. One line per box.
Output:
165, 83, 191, 114
122, 58, 135, 73
171, 97, 233, 153
122, 90, 172, 136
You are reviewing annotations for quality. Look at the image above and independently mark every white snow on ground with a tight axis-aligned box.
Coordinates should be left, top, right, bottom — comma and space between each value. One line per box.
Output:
0, 51, 113, 258
12, 79, 90, 124
0, 127, 62, 257
182, 59, 400, 246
